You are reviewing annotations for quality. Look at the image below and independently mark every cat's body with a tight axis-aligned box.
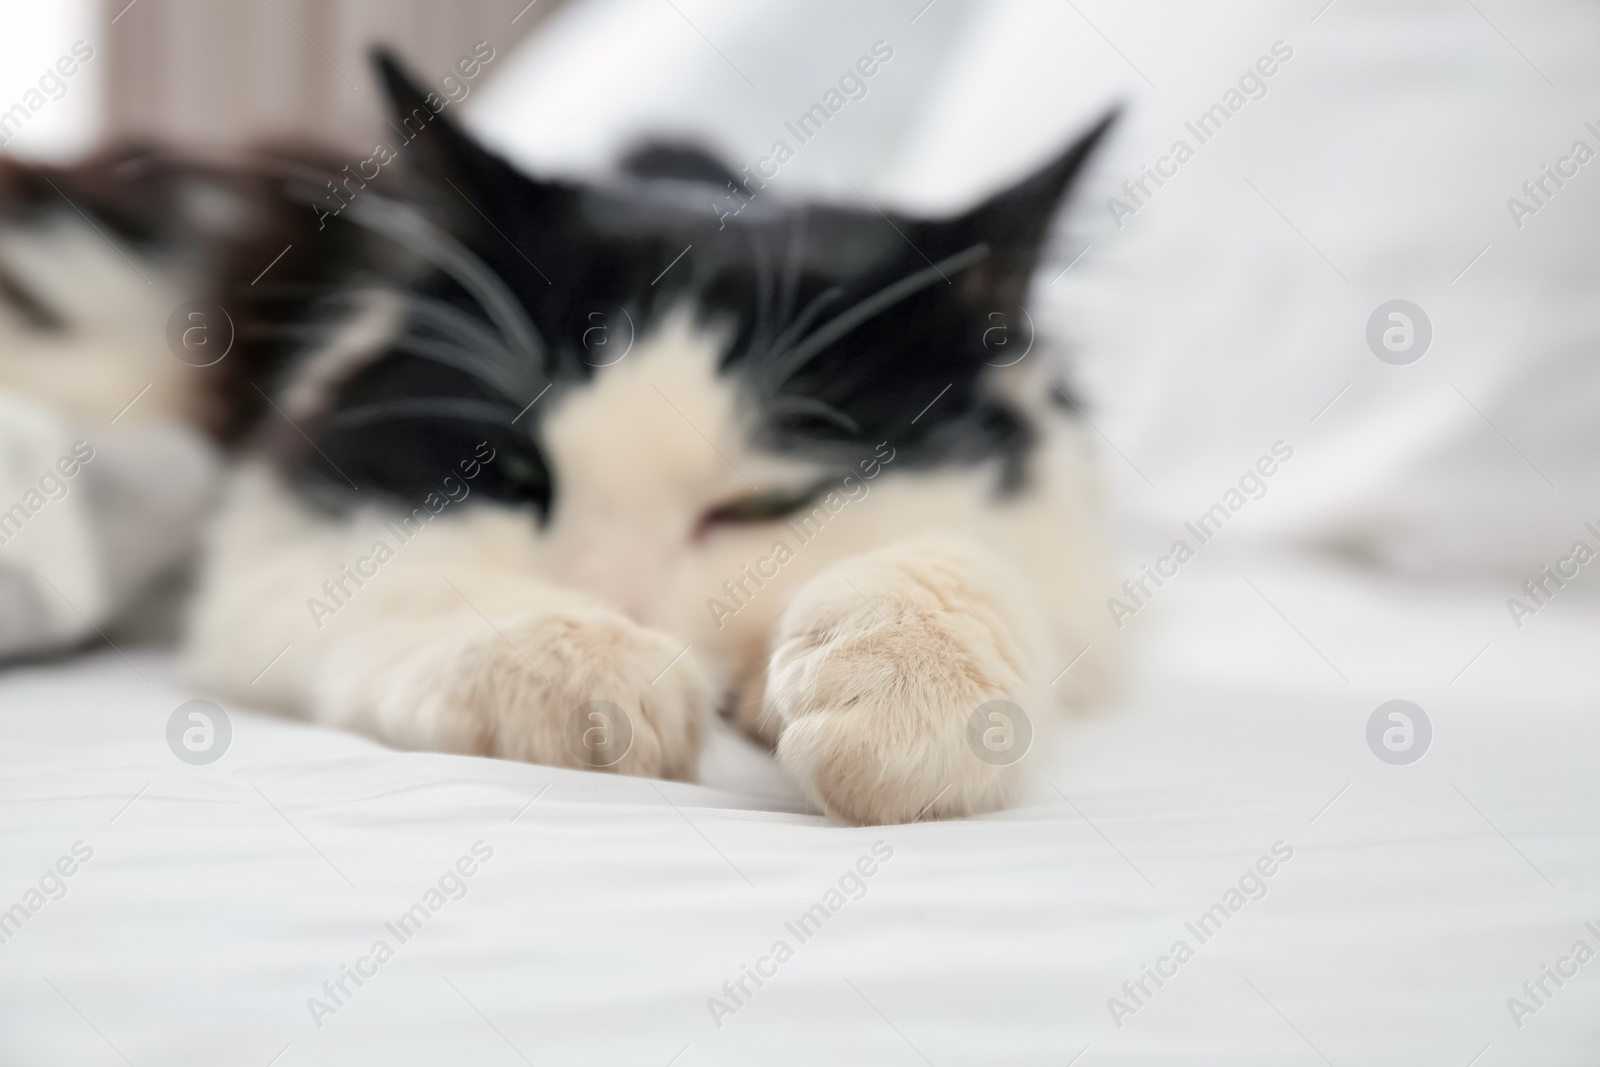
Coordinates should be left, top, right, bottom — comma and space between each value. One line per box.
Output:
186, 356, 1111, 823
2, 56, 1117, 825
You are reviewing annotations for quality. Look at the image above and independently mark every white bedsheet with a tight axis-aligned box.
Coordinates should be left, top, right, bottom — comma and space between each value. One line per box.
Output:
3, 550, 1596, 1065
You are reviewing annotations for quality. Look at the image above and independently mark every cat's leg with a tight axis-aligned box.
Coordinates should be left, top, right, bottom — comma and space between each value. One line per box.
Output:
182, 467, 712, 779
764, 531, 1057, 825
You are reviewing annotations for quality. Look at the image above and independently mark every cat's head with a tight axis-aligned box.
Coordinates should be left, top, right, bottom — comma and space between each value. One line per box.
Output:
264, 51, 1112, 624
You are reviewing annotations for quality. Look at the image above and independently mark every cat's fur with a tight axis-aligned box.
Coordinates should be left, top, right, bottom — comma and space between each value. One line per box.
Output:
5, 55, 1118, 825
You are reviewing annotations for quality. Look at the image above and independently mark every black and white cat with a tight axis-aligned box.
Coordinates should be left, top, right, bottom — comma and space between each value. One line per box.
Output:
13, 55, 1120, 825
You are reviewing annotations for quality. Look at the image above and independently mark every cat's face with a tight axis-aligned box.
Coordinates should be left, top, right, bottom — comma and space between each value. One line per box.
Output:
260, 54, 1111, 640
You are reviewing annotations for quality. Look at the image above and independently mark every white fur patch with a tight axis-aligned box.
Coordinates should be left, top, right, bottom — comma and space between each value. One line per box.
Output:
540, 307, 821, 627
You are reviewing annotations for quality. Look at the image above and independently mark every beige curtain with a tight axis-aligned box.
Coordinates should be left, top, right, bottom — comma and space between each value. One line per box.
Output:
101, 0, 566, 153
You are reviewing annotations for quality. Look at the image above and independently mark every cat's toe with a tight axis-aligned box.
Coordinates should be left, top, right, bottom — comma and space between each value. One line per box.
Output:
765, 535, 1050, 826
418, 606, 711, 780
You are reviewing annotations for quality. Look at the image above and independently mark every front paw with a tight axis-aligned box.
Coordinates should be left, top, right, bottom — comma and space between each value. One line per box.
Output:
404, 606, 711, 780
765, 535, 1049, 825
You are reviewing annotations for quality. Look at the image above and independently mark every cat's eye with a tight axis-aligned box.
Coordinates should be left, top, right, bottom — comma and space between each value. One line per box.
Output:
701, 480, 829, 527
502, 454, 541, 485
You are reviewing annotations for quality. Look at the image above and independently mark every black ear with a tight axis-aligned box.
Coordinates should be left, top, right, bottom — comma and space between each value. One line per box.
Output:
931, 108, 1119, 310
370, 47, 514, 228
618, 140, 742, 186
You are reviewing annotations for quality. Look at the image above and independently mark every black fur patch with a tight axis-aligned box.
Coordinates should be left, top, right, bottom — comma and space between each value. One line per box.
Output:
258, 51, 1115, 522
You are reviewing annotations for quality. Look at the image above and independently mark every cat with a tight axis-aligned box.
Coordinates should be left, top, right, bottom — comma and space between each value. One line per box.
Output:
7, 53, 1120, 825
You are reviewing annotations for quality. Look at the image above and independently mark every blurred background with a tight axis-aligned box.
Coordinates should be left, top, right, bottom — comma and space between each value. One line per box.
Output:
10, 0, 1593, 604
7, 0, 563, 158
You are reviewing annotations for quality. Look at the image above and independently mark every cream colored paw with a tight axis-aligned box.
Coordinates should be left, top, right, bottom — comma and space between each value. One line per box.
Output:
364, 606, 710, 780
765, 534, 1052, 825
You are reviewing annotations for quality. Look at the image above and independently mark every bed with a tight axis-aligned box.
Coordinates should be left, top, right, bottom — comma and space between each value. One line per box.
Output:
3, 551, 1597, 1065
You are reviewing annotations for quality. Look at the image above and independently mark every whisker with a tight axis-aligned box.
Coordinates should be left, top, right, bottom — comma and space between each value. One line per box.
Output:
402, 295, 508, 352
746, 226, 775, 361
387, 335, 530, 406
327, 396, 517, 432
777, 207, 807, 330
763, 284, 842, 375
765, 242, 990, 392
766, 395, 859, 436
398, 295, 544, 402
301, 189, 551, 380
